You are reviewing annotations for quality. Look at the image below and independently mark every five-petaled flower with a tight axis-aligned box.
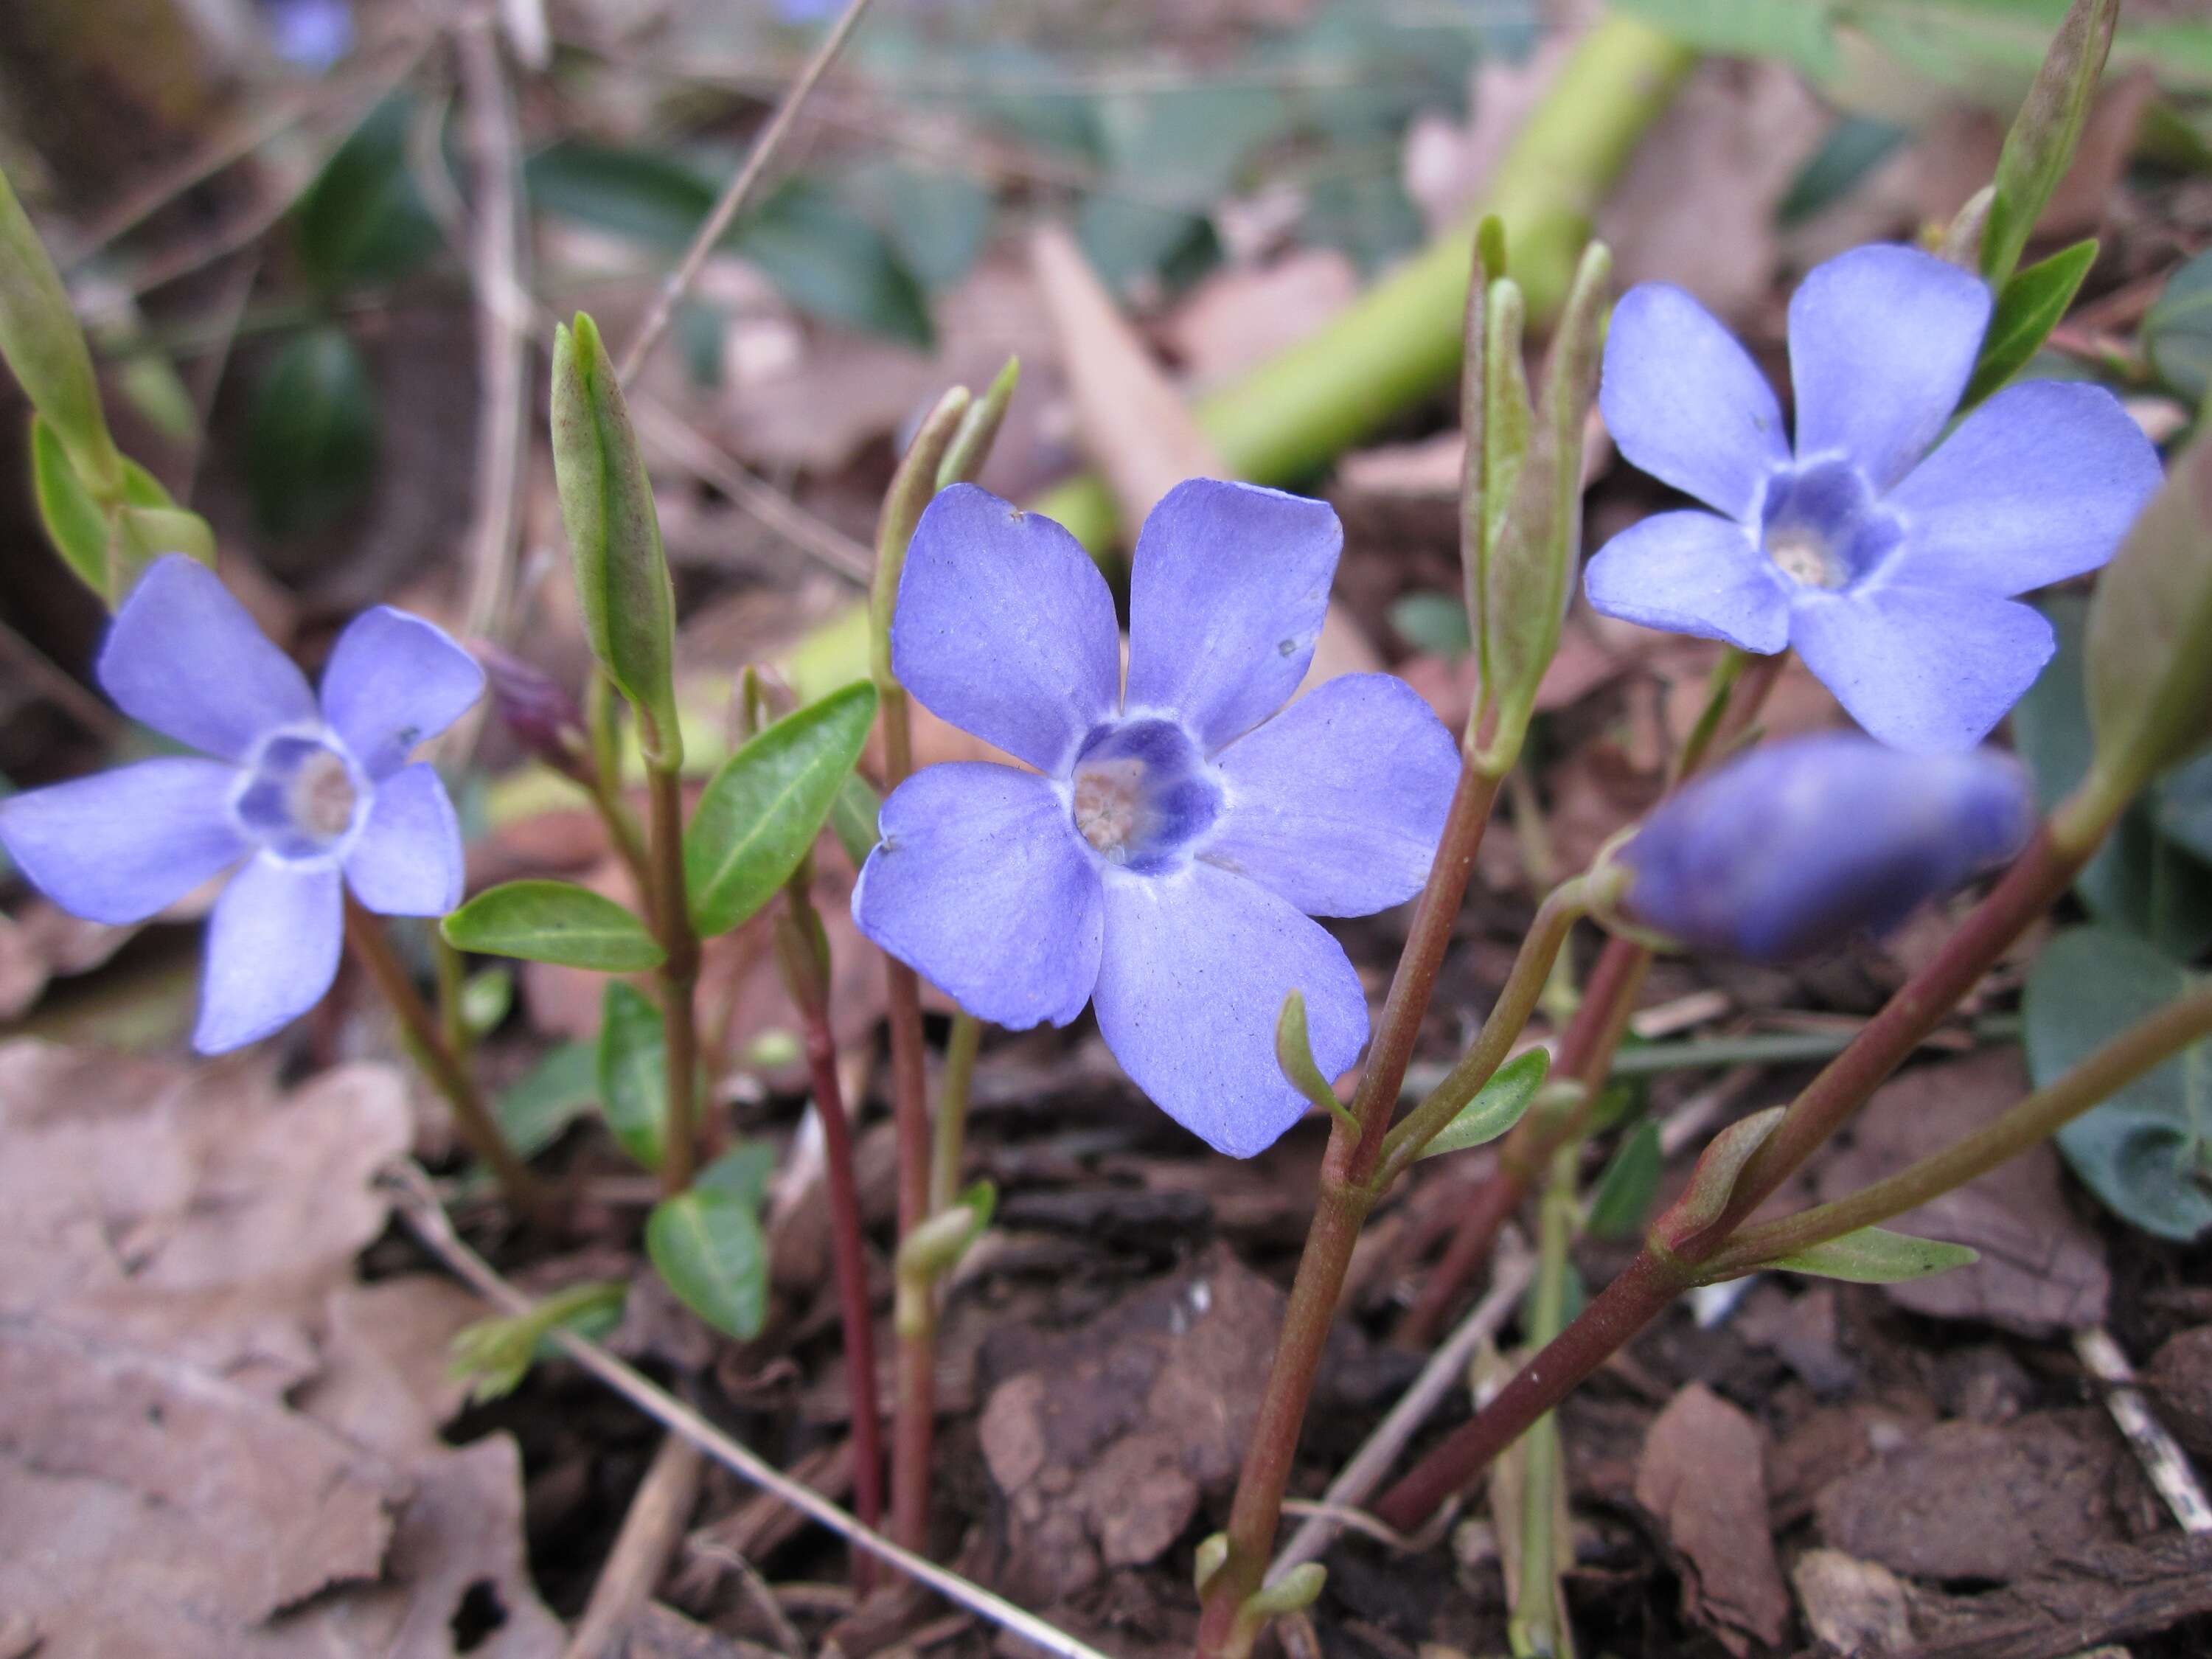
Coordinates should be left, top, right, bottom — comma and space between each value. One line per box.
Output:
852, 481, 1461, 1158
1618, 731, 2033, 964
0, 555, 481, 1053
1585, 243, 2163, 752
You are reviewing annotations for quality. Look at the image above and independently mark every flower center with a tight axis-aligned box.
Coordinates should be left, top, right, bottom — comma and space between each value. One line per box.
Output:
1758, 459, 1900, 592
1068, 718, 1222, 873
236, 732, 364, 859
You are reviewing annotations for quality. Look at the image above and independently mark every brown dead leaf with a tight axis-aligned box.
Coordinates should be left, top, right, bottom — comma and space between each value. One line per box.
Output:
1812, 1050, 2110, 1337
1635, 1382, 1790, 1655
2143, 1326, 2212, 1461
1790, 1548, 1912, 1658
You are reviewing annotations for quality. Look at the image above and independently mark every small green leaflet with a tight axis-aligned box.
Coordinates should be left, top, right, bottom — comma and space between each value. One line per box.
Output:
1746, 1225, 1978, 1285
1961, 237, 2098, 408
442, 880, 666, 971
698, 1140, 779, 1211
1418, 1049, 1550, 1161
686, 682, 878, 937
494, 1040, 597, 1160
647, 1185, 770, 1341
596, 981, 668, 1172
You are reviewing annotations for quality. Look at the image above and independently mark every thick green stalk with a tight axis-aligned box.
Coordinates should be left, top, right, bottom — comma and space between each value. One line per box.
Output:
1032, 16, 1695, 550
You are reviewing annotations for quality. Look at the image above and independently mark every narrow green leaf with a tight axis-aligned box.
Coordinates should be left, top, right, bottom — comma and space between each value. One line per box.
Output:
647, 1186, 769, 1340
596, 981, 668, 1172
698, 1140, 779, 1211
1963, 237, 2098, 408
1615, 0, 1840, 80
1419, 1048, 1551, 1161
442, 880, 665, 971
1754, 1226, 1979, 1285
552, 312, 682, 767
1585, 1118, 1664, 1240
685, 682, 878, 936
734, 178, 936, 349
828, 771, 882, 867
495, 1040, 598, 1159
1982, 0, 2120, 290
30, 414, 109, 595
0, 164, 122, 493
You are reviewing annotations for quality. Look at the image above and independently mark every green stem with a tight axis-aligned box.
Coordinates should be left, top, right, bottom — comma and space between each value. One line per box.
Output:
931, 1011, 981, 1217
1510, 1141, 1578, 1659
1034, 15, 1697, 552
1706, 983, 2212, 1276
647, 765, 700, 1195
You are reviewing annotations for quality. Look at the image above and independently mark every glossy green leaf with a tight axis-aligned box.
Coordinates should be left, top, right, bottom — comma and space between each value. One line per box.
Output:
698, 1140, 779, 1211
596, 981, 667, 1172
1963, 237, 2098, 408
1981, 0, 2118, 289
247, 325, 379, 539
551, 312, 682, 766
494, 1040, 599, 1159
1585, 1118, 1664, 1240
647, 1185, 770, 1340
294, 97, 442, 290
828, 770, 883, 867
1419, 1048, 1551, 1161
442, 879, 665, 971
2144, 245, 2212, 403
0, 166, 121, 492
1750, 1226, 1980, 1284
685, 682, 878, 936
2025, 924, 2212, 1240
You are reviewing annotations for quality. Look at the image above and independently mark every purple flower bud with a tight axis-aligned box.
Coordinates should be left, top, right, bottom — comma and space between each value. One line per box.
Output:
474, 642, 591, 782
1618, 732, 2033, 964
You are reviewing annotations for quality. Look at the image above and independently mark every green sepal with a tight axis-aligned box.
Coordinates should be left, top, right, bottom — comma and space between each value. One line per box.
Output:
1416, 1048, 1551, 1161
442, 878, 667, 971
684, 681, 878, 936
551, 312, 682, 768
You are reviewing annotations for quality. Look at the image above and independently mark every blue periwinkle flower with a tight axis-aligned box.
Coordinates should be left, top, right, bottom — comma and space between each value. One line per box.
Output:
260, 0, 355, 69
1618, 732, 2034, 963
852, 481, 1461, 1158
0, 556, 481, 1053
1586, 244, 2163, 753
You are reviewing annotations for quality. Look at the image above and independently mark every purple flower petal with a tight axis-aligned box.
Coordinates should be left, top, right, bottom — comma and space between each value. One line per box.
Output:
1124, 480, 1342, 752
1206, 675, 1460, 916
344, 762, 464, 916
0, 758, 245, 924
891, 485, 1120, 776
1790, 585, 2054, 753
1599, 284, 1787, 521
1789, 245, 1990, 492
1582, 510, 1791, 653
853, 762, 1105, 1029
1884, 379, 2163, 595
319, 607, 486, 780
98, 556, 316, 762
194, 854, 343, 1052
1091, 863, 1366, 1158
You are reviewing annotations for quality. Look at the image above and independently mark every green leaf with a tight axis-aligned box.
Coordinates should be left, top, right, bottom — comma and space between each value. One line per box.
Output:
596, 981, 668, 1172
2025, 924, 2212, 1240
1962, 237, 2098, 407
847, 162, 995, 292
1779, 115, 1909, 226
1980, 0, 2118, 289
1585, 1118, 1664, 1240
736, 178, 934, 348
442, 880, 666, 971
551, 312, 682, 766
526, 141, 717, 250
698, 1140, 779, 1211
31, 414, 110, 595
0, 165, 122, 493
828, 770, 883, 867
647, 1185, 770, 1340
1388, 591, 1473, 661
685, 682, 879, 936
1419, 1049, 1551, 1161
460, 967, 513, 1037
294, 97, 442, 291
494, 1040, 599, 1159
108, 504, 215, 597
1616, 0, 1841, 79
1752, 1226, 1980, 1284
451, 1280, 627, 1402
2144, 245, 2212, 404
248, 325, 379, 539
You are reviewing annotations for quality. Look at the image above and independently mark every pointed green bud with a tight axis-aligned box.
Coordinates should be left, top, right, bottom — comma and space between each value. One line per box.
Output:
871, 385, 972, 689
551, 313, 682, 768
1244, 1563, 1326, 1619
2074, 434, 2212, 845
0, 165, 122, 497
1276, 989, 1357, 1135
897, 1179, 996, 1283
1982, 0, 2118, 290
1193, 1534, 1230, 1595
1649, 1105, 1786, 1255
937, 356, 1020, 491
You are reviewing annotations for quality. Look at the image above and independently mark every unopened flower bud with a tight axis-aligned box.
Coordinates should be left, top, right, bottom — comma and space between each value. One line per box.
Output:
1617, 733, 2033, 964
476, 641, 591, 782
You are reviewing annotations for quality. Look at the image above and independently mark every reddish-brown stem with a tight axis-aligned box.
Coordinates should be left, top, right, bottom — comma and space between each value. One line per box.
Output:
1373, 821, 2098, 1529
1194, 762, 1501, 1658
799, 981, 886, 1590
